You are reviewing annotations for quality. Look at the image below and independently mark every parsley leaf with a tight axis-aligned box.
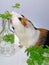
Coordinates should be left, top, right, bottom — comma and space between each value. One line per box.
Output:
25, 45, 49, 65
2, 34, 14, 44
12, 3, 20, 8
0, 11, 11, 20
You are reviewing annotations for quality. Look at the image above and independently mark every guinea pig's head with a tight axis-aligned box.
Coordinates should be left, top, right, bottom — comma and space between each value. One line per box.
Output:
9, 12, 28, 33
9, 12, 37, 35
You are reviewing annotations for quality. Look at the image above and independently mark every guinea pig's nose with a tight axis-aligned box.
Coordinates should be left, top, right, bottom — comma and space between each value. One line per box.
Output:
12, 26, 14, 30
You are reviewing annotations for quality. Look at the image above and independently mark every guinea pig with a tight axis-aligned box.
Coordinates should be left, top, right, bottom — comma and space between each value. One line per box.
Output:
9, 11, 49, 48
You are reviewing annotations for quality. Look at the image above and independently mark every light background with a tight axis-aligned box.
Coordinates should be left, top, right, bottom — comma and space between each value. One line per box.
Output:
0, 0, 49, 65
0, 0, 49, 29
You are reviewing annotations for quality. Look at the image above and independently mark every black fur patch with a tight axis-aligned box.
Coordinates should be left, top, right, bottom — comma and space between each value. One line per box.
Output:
28, 20, 37, 30
43, 31, 49, 48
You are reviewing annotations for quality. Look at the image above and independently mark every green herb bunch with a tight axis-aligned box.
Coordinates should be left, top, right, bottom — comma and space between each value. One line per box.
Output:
2, 34, 14, 44
0, 11, 11, 20
25, 45, 49, 65
12, 3, 20, 8
0, 3, 20, 20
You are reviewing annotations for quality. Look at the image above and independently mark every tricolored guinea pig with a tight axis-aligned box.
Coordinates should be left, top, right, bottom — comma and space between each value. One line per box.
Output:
9, 11, 49, 48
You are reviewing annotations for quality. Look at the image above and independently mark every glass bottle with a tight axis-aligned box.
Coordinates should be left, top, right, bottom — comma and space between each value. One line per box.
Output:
0, 19, 19, 56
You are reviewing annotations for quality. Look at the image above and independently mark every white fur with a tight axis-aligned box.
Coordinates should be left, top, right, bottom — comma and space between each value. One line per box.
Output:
11, 12, 40, 48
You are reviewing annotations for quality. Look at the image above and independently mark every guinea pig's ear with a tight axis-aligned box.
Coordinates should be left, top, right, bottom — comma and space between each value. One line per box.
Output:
27, 19, 37, 30
21, 15, 25, 17
20, 17, 34, 27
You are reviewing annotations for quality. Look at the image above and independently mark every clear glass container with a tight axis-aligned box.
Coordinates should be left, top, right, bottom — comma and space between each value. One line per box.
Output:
0, 19, 19, 56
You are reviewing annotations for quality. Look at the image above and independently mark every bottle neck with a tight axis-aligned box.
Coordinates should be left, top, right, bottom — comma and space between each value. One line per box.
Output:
0, 19, 13, 36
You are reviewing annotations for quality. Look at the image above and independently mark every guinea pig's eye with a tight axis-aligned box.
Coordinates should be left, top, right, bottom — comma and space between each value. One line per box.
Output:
18, 17, 21, 21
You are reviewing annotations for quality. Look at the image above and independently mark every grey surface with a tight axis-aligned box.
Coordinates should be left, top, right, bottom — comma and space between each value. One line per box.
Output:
0, 47, 28, 65
0, 0, 49, 29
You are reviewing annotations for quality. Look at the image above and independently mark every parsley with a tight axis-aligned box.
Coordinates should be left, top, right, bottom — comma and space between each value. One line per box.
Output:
0, 3, 20, 19
12, 3, 20, 8
25, 45, 49, 65
2, 34, 14, 44
0, 11, 11, 20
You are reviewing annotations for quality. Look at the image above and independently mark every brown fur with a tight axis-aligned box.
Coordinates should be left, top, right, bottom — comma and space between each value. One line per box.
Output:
21, 18, 27, 26
20, 18, 48, 46
35, 28, 48, 46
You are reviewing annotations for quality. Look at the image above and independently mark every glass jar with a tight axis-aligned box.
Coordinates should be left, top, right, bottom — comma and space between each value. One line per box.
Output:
0, 19, 19, 56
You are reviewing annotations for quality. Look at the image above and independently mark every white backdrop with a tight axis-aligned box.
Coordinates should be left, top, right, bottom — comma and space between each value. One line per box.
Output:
0, 0, 49, 29
0, 0, 49, 65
